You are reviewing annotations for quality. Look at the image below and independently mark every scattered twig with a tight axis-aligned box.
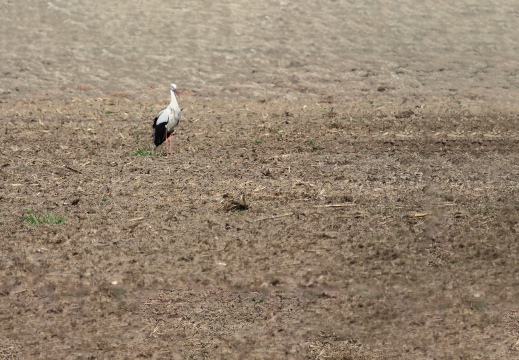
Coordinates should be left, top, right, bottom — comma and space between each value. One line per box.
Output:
129, 217, 145, 222
413, 212, 430, 217
63, 165, 82, 174
255, 212, 294, 222
127, 221, 142, 233
149, 325, 160, 338
313, 203, 355, 208
222, 193, 248, 212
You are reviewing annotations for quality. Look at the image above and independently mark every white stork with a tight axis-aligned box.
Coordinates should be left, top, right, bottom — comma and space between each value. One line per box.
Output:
153, 83, 181, 155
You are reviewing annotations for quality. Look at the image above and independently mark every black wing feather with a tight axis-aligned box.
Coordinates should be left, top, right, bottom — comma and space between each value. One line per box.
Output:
152, 120, 167, 146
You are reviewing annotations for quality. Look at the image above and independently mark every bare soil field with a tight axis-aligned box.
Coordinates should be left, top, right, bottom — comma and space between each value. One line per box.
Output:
1, 1, 519, 359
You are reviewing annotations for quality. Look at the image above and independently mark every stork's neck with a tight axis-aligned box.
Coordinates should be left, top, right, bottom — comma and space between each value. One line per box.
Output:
169, 89, 180, 111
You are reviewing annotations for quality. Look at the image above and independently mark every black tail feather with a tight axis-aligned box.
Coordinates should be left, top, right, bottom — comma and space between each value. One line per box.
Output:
153, 122, 167, 146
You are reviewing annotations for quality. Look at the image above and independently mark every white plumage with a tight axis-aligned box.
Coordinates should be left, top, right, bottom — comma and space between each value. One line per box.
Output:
153, 83, 181, 153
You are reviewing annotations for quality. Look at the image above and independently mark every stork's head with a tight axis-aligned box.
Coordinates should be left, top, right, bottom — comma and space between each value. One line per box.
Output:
170, 83, 179, 98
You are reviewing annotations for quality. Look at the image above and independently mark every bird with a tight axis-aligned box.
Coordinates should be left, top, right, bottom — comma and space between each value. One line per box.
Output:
152, 83, 181, 155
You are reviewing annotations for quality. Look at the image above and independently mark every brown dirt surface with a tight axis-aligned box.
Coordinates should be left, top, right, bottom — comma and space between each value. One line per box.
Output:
2, 1, 519, 359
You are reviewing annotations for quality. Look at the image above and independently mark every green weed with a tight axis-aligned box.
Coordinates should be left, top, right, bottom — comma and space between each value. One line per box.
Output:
131, 148, 157, 157
131, 133, 158, 157
374, 206, 394, 214
475, 205, 495, 214
108, 287, 127, 300
21, 210, 65, 225
440, 193, 454, 202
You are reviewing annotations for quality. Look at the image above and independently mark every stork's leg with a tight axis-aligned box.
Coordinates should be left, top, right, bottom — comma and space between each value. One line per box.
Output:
164, 133, 169, 157
164, 133, 172, 157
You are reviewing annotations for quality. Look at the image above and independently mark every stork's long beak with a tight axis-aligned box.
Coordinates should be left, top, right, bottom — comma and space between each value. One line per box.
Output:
173, 88, 180, 98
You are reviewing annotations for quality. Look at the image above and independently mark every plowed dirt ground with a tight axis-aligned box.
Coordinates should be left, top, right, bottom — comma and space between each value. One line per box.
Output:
1, 1, 519, 359
2, 95, 519, 359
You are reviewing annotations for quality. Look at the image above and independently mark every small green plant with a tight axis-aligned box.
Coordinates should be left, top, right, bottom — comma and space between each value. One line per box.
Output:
108, 287, 127, 300
308, 140, 317, 147
0, 221, 4, 226
104, 110, 116, 115
440, 193, 454, 202
374, 206, 394, 214
102, 197, 109, 202
316, 151, 322, 155
254, 138, 264, 144
21, 210, 65, 225
131, 133, 157, 156
471, 299, 489, 312
475, 205, 495, 214
131, 148, 157, 157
